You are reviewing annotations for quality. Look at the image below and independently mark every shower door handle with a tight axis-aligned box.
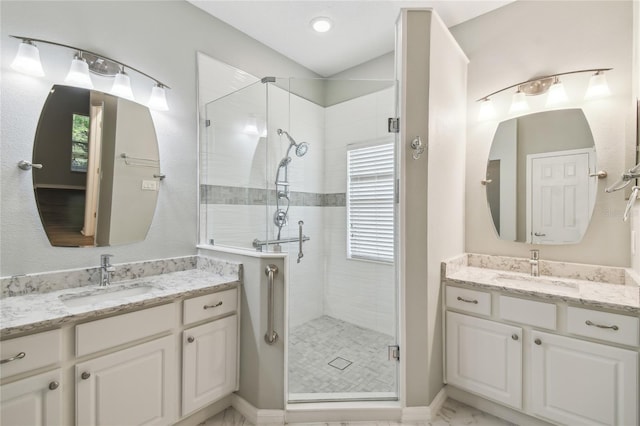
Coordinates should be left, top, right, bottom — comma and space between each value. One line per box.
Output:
297, 221, 304, 263
264, 264, 279, 345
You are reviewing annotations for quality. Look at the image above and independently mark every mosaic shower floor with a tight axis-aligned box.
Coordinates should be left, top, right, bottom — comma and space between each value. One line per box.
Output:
288, 316, 397, 396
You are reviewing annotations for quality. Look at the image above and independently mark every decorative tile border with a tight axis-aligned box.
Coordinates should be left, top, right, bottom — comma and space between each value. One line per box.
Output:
200, 184, 345, 207
1, 255, 241, 298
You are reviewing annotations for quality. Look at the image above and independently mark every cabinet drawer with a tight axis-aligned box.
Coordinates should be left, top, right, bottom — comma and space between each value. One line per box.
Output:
567, 307, 639, 347
76, 303, 176, 357
183, 288, 238, 326
499, 296, 556, 330
0, 329, 61, 379
445, 286, 491, 316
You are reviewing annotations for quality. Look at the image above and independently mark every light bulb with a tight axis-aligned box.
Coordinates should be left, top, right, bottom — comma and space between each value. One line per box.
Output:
478, 98, 496, 121
585, 71, 611, 99
508, 89, 529, 114
65, 54, 93, 89
148, 84, 169, 111
545, 77, 568, 107
311, 17, 332, 33
111, 69, 134, 100
11, 40, 45, 77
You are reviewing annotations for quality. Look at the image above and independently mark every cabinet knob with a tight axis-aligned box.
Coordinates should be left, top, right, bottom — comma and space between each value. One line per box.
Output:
187, 336, 195, 343
48, 381, 59, 390
511, 334, 519, 341
81, 372, 91, 380
534, 338, 542, 345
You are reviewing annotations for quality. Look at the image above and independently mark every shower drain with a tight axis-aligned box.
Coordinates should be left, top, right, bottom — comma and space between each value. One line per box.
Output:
328, 356, 353, 371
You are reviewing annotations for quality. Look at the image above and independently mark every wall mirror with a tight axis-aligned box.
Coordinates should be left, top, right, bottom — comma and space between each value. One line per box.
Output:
32, 85, 161, 247
485, 108, 598, 245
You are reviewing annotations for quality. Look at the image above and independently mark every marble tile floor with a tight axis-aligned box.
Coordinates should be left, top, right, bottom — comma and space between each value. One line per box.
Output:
288, 316, 396, 394
201, 398, 517, 425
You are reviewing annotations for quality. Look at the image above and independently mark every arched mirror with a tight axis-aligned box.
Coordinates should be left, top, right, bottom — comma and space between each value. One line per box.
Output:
485, 108, 597, 245
32, 85, 160, 247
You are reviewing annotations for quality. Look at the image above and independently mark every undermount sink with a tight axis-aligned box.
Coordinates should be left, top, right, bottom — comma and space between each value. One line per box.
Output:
494, 273, 579, 292
60, 284, 155, 308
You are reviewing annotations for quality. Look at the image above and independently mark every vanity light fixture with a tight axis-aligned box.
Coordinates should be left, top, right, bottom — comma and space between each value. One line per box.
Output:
311, 17, 332, 33
9, 35, 171, 111
110, 68, 134, 100
545, 76, 568, 107
244, 115, 260, 135
584, 70, 611, 99
65, 53, 94, 89
477, 68, 612, 120
477, 98, 496, 121
10, 39, 45, 77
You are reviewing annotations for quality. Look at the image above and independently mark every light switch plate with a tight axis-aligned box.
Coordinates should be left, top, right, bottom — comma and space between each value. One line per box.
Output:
141, 180, 158, 191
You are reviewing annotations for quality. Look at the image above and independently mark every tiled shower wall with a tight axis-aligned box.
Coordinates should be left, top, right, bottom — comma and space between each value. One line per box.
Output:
201, 83, 396, 336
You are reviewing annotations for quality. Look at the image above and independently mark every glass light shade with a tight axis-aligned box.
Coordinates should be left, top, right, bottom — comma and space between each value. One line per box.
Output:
311, 17, 332, 33
545, 80, 568, 107
585, 71, 611, 99
508, 90, 529, 114
111, 71, 134, 100
478, 98, 496, 121
65, 57, 93, 89
11, 41, 45, 77
244, 116, 259, 135
148, 84, 169, 111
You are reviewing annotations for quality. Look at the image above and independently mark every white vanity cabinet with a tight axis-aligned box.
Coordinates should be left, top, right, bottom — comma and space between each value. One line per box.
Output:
444, 284, 639, 426
446, 311, 522, 409
74, 304, 178, 426
0, 329, 63, 426
181, 289, 239, 417
0, 369, 63, 426
530, 330, 638, 426
76, 335, 177, 426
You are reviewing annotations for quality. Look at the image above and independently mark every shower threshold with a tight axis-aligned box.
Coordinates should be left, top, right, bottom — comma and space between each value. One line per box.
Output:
288, 391, 397, 403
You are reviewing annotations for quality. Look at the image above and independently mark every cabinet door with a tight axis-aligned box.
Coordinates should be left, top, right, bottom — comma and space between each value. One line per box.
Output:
530, 330, 638, 426
0, 369, 62, 426
76, 335, 177, 426
182, 314, 237, 416
446, 311, 522, 409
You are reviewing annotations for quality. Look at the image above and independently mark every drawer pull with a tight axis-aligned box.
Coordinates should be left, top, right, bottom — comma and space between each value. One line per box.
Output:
81, 372, 91, 380
456, 296, 478, 304
203, 301, 223, 309
0, 351, 26, 364
512, 334, 519, 341
187, 336, 195, 343
534, 338, 542, 345
585, 320, 619, 331
49, 381, 59, 390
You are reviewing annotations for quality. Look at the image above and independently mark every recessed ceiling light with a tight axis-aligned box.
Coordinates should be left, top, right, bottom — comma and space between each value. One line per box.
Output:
310, 17, 332, 33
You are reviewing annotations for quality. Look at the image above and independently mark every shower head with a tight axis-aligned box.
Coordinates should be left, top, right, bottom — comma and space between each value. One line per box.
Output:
278, 157, 292, 169
295, 142, 309, 157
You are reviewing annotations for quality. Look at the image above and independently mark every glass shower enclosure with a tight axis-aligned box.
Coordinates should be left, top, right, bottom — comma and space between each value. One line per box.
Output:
200, 76, 399, 403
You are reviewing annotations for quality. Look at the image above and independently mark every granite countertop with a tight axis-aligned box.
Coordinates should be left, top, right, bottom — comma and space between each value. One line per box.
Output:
443, 254, 639, 314
1, 257, 241, 338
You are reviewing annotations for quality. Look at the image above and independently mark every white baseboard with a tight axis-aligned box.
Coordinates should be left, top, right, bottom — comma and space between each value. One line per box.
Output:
231, 394, 285, 425
401, 387, 447, 422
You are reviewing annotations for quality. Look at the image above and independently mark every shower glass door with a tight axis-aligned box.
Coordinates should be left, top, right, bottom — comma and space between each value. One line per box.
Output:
283, 78, 399, 402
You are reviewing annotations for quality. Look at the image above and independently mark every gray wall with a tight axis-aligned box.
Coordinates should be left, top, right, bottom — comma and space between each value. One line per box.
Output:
1, 0, 318, 276
451, 0, 634, 266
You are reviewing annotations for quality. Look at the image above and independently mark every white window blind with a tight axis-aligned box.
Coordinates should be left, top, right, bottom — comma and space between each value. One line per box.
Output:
347, 141, 395, 263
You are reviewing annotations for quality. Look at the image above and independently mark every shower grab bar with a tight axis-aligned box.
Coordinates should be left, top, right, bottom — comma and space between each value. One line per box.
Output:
265, 264, 279, 345
252, 235, 310, 249
297, 221, 304, 263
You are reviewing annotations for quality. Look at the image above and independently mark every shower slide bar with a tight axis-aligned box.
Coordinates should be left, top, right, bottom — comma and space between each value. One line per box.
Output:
265, 264, 279, 345
252, 235, 310, 249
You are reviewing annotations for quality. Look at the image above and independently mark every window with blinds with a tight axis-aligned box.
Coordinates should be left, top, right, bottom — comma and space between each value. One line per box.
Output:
347, 141, 395, 263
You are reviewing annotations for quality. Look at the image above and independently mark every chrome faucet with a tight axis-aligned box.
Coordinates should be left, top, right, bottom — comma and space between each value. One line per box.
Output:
100, 254, 115, 286
530, 249, 540, 277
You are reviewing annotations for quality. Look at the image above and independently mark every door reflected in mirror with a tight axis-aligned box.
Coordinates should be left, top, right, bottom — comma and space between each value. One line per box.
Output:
485, 108, 597, 245
33, 85, 160, 247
